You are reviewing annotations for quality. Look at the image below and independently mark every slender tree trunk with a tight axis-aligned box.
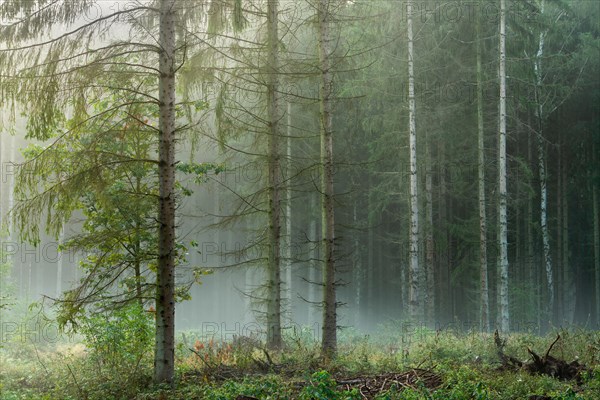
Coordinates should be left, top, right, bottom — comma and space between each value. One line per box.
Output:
215, 188, 226, 320
438, 144, 449, 324
0, 140, 3, 225
27, 261, 32, 300
593, 139, 600, 326
55, 227, 64, 298
242, 215, 254, 325
284, 101, 293, 323
515, 117, 522, 309
367, 190, 375, 322
244, 268, 254, 325
527, 113, 539, 327
266, 0, 283, 350
135, 175, 143, 308
497, 0, 510, 333
557, 148, 563, 320
536, 100, 553, 324
562, 153, 574, 324
407, 0, 421, 322
352, 201, 363, 327
533, 0, 553, 324
425, 133, 434, 326
134, 258, 143, 307
155, 0, 177, 385
308, 193, 319, 326
317, 0, 336, 357
9, 136, 18, 294
476, 3, 489, 332
8, 134, 15, 237
594, 168, 600, 326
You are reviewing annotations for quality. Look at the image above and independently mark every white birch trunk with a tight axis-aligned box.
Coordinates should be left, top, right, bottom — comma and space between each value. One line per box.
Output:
533, 0, 554, 322
407, 0, 421, 321
477, 2, 489, 332
425, 133, 434, 325
497, 0, 510, 333
537, 135, 553, 319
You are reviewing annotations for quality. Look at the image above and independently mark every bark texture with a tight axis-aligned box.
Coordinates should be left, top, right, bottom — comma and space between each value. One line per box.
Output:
155, 0, 177, 385
407, 0, 421, 321
476, 2, 489, 332
497, 0, 510, 333
266, 0, 283, 350
318, 0, 337, 357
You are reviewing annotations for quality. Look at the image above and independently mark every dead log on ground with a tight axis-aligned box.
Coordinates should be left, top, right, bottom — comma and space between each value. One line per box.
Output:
494, 330, 590, 383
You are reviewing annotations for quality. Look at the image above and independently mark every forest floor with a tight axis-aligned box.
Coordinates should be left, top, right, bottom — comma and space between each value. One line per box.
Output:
0, 320, 599, 400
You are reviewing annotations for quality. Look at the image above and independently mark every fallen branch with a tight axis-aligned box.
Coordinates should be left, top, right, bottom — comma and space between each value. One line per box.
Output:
333, 369, 443, 399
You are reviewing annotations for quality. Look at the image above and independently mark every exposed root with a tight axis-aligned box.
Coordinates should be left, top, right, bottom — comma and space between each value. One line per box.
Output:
494, 330, 590, 383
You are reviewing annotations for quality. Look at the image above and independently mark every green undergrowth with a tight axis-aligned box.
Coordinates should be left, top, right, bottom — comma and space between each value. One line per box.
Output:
1, 317, 599, 400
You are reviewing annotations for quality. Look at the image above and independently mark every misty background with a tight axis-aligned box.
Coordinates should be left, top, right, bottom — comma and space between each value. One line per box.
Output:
1, 0, 599, 342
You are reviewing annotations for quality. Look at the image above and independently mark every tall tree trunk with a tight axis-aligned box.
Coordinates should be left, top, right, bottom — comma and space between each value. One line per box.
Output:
367, 190, 375, 323
266, 0, 283, 350
476, 2, 489, 332
425, 131, 434, 326
8, 134, 15, 237
536, 100, 553, 325
561, 152, 574, 324
56, 227, 64, 298
527, 113, 539, 327
533, 0, 553, 323
10, 136, 18, 294
135, 175, 144, 308
155, 0, 177, 385
284, 101, 293, 323
515, 117, 522, 310
557, 148, 563, 320
317, 0, 336, 357
438, 144, 449, 324
352, 201, 363, 327
0, 140, 4, 225
407, 0, 421, 321
594, 167, 600, 326
593, 139, 600, 326
497, 0, 510, 333
308, 192, 319, 326
27, 261, 32, 300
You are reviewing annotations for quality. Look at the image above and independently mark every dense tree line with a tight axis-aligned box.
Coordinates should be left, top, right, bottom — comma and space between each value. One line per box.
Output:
329, 0, 599, 333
